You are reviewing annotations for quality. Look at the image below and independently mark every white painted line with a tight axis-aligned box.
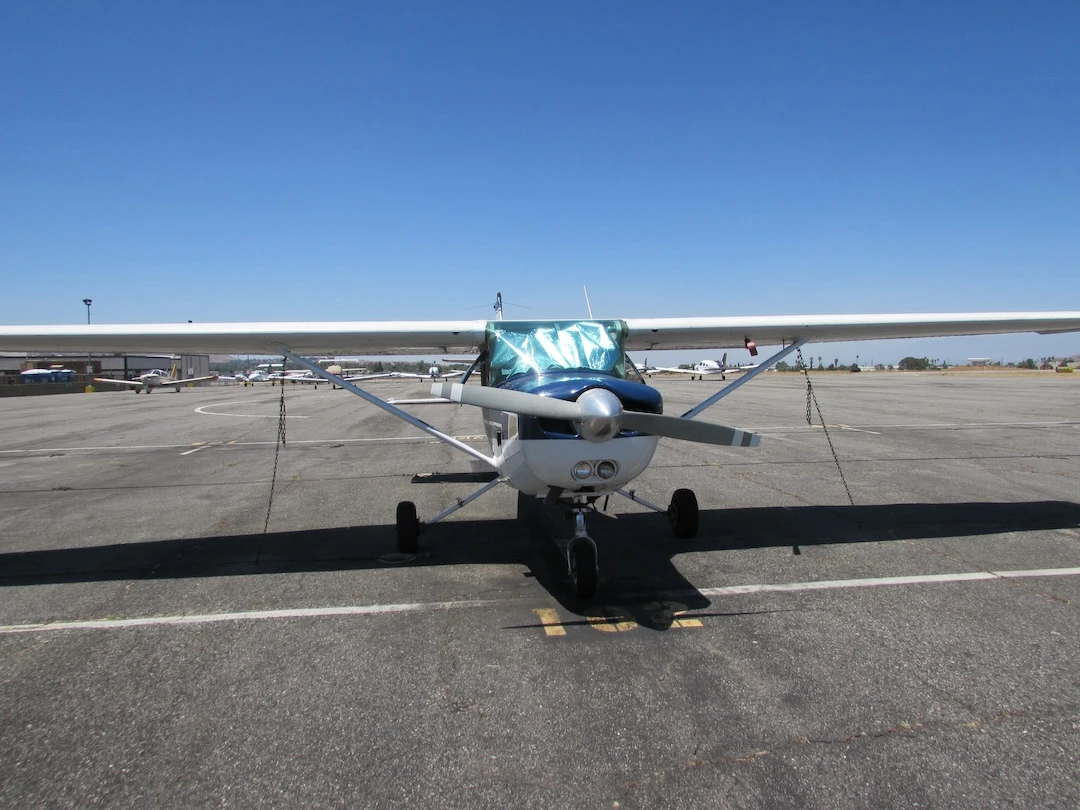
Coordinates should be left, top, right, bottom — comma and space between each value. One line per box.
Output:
0, 444, 192, 454
748, 419, 1080, 433
697, 567, 1080, 598
0, 436, 488, 455
195, 400, 310, 418
180, 443, 218, 456
0, 599, 501, 634
838, 424, 882, 435
2, 567, 1077, 636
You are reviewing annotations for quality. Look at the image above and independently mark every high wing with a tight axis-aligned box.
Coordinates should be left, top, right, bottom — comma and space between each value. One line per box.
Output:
0, 322, 487, 355
1, 312, 1079, 355
622, 312, 1080, 351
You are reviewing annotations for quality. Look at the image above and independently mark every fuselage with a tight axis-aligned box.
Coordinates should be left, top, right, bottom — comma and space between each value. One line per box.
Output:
138, 370, 175, 389
475, 317, 664, 497
481, 377, 663, 494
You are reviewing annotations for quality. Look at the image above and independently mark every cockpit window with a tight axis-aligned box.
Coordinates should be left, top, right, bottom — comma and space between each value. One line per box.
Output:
485, 320, 629, 387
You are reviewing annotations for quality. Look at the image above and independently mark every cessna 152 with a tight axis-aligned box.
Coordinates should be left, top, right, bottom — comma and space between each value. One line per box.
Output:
3, 302, 1080, 597
95, 367, 218, 393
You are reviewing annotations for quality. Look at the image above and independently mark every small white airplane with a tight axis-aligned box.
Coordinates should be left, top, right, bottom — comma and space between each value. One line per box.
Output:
317, 358, 370, 375
375, 363, 461, 381
5, 298, 1080, 597
94, 368, 218, 394
644, 354, 732, 380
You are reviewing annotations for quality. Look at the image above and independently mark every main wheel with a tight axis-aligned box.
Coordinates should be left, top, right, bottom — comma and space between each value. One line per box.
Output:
395, 500, 420, 554
668, 488, 699, 539
570, 541, 597, 599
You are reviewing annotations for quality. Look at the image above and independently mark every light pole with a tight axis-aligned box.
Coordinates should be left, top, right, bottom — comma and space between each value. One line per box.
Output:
82, 298, 93, 379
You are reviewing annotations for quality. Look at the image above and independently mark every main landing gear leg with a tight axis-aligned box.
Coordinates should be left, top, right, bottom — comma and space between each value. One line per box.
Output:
395, 477, 505, 555
567, 498, 598, 599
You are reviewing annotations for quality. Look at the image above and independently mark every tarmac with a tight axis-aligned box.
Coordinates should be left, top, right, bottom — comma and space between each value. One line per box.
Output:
1, 372, 1079, 808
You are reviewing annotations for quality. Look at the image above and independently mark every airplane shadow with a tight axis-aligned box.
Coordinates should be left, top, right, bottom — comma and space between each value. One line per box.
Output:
3, 500, 1079, 630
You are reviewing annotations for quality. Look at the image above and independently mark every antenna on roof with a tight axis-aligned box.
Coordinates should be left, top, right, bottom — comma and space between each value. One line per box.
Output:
473, 292, 527, 320
583, 286, 594, 319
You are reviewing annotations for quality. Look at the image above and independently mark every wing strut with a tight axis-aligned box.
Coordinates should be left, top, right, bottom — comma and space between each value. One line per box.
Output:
681, 339, 808, 420
275, 348, 497, 468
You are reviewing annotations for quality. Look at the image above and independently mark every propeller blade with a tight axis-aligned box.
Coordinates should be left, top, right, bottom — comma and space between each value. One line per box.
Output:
432, 382, 760, 446
620, 411, 759, 447
432, 382, 582, 420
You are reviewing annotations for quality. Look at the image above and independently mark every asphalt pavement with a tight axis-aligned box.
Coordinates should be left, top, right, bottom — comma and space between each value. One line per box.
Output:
1, 372, 1078, 808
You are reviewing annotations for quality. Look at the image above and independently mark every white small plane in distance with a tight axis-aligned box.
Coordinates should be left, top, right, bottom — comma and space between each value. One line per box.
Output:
5, 298, 1080, 598
380, 363, 461, 380
94, 368, 218, 394
644, 354, 732, 380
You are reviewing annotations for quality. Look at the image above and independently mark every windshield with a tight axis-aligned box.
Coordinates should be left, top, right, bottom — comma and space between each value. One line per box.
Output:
485, 320, 629, 387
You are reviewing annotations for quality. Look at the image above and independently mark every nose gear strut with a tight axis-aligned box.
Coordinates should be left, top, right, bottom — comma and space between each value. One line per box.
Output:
567, 498, 599, 598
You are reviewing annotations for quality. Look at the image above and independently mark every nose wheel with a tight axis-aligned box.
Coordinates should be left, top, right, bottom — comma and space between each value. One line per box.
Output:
568, 536, 597, 599
567, 503, 599, 599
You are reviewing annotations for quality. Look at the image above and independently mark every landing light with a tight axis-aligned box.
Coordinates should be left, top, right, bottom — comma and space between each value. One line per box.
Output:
572, 461, 594, 481
596, 460, 618, 480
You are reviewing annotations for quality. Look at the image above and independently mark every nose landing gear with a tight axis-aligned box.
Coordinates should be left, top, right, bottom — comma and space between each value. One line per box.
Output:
567, 503, 598, 599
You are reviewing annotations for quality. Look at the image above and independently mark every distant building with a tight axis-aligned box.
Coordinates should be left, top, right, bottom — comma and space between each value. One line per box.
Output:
1, 352, 209, 385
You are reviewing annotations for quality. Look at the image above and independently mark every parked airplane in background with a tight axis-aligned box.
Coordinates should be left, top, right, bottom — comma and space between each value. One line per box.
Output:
5, 300, 1080, 597
644, 354, 732, 380
317, 358, 370, 376
95, 368, 218, 394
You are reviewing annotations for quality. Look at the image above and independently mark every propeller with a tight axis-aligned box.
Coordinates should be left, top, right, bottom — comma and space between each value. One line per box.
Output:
431, 382, 759, 447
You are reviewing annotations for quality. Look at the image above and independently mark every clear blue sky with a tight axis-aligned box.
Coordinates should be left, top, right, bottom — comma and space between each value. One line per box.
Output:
2, 1, 1077, 363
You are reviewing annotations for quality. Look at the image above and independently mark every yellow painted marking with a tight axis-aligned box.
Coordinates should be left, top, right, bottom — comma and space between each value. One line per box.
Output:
585, 613, 638, 632
673, 614, 703, 628
532, 608, 566, 637
227, 440, 237, 445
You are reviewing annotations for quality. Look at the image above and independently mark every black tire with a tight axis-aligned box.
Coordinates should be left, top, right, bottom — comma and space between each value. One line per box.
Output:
570, 541, 597, 599
668, 488, 699, 539
396, 501, 420, 554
